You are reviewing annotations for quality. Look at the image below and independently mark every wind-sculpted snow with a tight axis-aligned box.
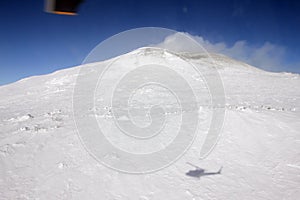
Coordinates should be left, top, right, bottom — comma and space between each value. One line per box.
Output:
0, 48, 299, 199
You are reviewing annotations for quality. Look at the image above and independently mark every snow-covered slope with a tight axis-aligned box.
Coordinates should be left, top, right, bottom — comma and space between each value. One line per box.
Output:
0, 48, 299, 200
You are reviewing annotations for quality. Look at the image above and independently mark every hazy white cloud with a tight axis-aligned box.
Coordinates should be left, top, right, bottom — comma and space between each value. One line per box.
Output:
157, 32, 287, 72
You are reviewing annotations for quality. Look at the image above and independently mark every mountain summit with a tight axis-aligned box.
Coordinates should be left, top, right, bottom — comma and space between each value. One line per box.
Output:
0, 48, 299, 199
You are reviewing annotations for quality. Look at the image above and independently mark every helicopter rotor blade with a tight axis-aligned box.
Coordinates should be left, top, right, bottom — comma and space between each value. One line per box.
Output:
186, 162, 200, 169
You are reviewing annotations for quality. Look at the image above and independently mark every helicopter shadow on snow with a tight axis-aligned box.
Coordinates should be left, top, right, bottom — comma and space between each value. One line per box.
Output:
185, 162, 223, 179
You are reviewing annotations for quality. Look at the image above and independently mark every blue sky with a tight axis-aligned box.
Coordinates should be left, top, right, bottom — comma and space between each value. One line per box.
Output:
0, 0, 300, 85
